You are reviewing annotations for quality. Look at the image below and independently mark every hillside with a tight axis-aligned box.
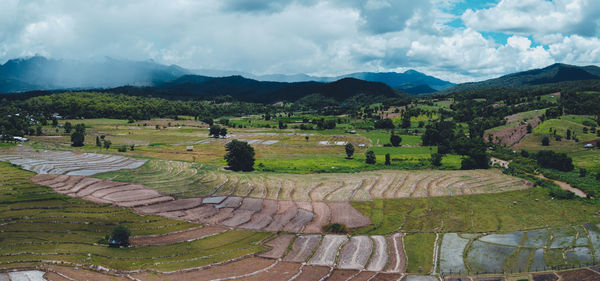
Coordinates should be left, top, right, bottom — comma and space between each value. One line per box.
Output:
442, 63, 600, 94
0, 56, 189, 92
108, 75, 401, 102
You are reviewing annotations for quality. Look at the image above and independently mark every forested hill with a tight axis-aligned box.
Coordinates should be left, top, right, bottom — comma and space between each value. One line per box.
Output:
107, 75, 402, 103
442, 63, 600, 94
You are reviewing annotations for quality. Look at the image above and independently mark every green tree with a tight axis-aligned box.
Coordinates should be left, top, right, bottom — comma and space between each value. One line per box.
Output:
566, 129, 571, 140
385, 153, 391, 165
401, 114, 411, 128
103, 139, 112, 150
224, 140, 255, 171
431, 153, 443, 166
580, 168, 587, 177
345, 143, 354, 159
51, 118, 58, 127
64, 122, 72, 134
365, 150, 376, 164
36, 126, 42, 136
526, 123, 532, 133
541, 136, 550, 146
390, 134, 402, 147
70, 124, 85, 147
374, 118, 395, 129
209, 125, 221, 138
219, 127, 227, 138
96, 136, 101, 147
110, 225, 131, 247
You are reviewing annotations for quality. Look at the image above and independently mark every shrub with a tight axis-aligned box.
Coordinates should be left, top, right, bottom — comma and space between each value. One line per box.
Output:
110, 225, 131, 247
385, 153, 391, 165
431, 153, 443, 166
103, 140, 111, 150
580, 168, 587, 177
322, 223, 348, 234
390, 134, 402, 147
96, 136, 101, 147
365, 150, 376, 164
224, 140, 255, 172
345, 143, 354, 159
118, 145, 127, 152
549, 187, 575, 199
374, 118, 395, 129
541, 136, 550, 146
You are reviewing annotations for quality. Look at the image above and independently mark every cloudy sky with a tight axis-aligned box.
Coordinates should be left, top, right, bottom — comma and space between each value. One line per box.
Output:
1, 0, 600, 83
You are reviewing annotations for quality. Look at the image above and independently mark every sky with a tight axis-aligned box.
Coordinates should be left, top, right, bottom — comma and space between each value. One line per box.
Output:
1, 0, 600, 83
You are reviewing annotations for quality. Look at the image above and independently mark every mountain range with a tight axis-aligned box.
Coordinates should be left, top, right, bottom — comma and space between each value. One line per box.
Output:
441, 63, 600, 94
0, 56, 453, 95
1, 56, 599, 101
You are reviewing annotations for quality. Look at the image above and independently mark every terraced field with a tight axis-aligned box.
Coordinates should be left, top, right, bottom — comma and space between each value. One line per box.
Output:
440, 225, 600, 275
96, 159, 532, 201
31, 174, 371, 232
0, 161, 270, 272
0, 147, 145, 176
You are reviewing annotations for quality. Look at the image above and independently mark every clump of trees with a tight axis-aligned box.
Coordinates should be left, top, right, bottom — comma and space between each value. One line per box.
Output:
374, 118, 394, 129
535, 150, 574, 171
70, 124, 86, 147
209, 125, 227, 138
390, 133, 402, 147
422, 120, 489, 170
224, 140, 255, 171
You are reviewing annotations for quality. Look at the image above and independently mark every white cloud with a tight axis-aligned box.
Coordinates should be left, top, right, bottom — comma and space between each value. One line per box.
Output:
0, 0, 599, 84
462, 0, 600, 36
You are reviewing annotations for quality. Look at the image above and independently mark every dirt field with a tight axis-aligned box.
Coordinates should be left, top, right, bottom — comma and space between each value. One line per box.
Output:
129, 225, 229, 246
31, 174, 371, 232
0, 146, 145, 176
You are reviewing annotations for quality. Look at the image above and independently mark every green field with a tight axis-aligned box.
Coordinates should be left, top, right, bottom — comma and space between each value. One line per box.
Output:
351, 188, 600, 235
0, 161, 269, 271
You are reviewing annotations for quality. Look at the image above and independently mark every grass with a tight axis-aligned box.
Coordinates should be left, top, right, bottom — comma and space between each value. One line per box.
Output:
351, 188, 600, 235
542, 168, 600, 197
514, 115, 600, 168
404, 233, 436, 273
0, 161, 269, 271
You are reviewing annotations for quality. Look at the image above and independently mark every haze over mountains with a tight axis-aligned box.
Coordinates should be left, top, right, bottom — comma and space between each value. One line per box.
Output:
1, 56, 599, 102
0, 56, 452, 95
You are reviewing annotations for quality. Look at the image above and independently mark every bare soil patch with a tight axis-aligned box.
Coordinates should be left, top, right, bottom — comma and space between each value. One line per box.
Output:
328, 202, 370, 228
385, 233, 406, 273
304, 201, 331, 233
327, 269, 360, 281
284, 235, 321, 262
129, 225, 228, 246
292, 265, 331, 281
240, 261, 301, 281
558, 268, 600, 281
259, 234, 294, 259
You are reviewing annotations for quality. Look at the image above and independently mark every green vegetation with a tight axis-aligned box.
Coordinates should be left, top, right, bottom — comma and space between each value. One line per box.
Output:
0, 161, 268, 271
322, 223, 349, 234
224, 140, 255, 171
351, 188, 600, 235
404, 233, 436, 273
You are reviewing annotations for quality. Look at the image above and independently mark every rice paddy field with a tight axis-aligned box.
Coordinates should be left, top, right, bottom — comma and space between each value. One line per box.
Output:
3, 113, 600, 279
0, 161, 270, 272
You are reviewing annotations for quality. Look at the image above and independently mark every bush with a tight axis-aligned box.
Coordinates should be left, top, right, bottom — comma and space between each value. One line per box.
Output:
541, 136, 550, 146
118, 145, 127, 152
580, 168, 587, 177
224, 140, 255, 171
385, 153, 391, 165
322, 223, 348, 234
374, 118, 395, 129
390, 134, 402, 147
549, 187, 575, 199
345, 143, 354, 159
365, 150, 376, 164
110, 225, 131, 247
430, 153, 443, 166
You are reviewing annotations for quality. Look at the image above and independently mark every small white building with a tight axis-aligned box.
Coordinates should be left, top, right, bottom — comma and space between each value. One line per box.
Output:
584, 143, 594, 148
186, 146, 194, 151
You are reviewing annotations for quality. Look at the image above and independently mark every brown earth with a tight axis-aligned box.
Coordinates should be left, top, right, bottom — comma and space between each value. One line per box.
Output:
129, 225, 229, 246
558, 268, 600, 281
32, 174, 370, 233
292, 265, 331, 281
259, 234, 294, 259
